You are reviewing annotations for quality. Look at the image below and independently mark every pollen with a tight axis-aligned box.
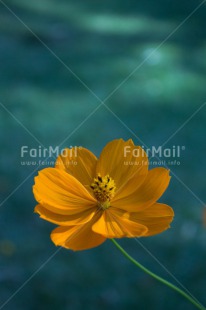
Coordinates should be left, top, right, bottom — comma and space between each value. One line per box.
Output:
90, 174, 116, 210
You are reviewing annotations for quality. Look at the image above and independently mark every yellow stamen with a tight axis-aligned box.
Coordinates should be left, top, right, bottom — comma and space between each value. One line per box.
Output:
90, 174, 116, 210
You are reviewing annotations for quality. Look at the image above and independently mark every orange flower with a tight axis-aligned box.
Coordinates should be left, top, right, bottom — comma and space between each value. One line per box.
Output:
33, 139, 174, 251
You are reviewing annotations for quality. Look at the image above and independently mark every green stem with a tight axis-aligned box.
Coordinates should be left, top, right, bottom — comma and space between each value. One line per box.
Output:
111, 239, 205, 310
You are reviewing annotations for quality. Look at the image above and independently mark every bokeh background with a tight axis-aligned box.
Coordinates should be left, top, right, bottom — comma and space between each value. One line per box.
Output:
0, 0, 206, 309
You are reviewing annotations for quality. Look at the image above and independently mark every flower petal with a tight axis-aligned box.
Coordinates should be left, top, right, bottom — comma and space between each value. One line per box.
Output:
51, 214, 106, 251
55, 147, 97, 186
33, 167, 96, 215
96, 139, 148, 190
112, 167, 171, 212
35, 204, 95, 226
92, 209, 147, 238
113, 168, 148, 201
129, 203, 174, 236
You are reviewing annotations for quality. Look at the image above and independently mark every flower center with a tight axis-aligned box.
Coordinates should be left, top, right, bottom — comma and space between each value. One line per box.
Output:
90, 174, 116, 210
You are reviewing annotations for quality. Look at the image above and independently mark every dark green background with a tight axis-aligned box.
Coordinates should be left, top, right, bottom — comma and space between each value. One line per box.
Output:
0, 0, 206, 309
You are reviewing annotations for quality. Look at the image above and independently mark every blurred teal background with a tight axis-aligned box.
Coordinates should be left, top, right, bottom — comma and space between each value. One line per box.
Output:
0, 0, 206, 309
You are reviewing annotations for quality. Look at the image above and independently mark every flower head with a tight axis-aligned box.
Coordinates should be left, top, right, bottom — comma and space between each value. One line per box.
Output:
33, 139, 174, 251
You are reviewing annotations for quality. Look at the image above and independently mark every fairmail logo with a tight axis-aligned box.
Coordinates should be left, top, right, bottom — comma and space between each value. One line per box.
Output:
123, 145, 185, 166
20, 146, 81, 166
